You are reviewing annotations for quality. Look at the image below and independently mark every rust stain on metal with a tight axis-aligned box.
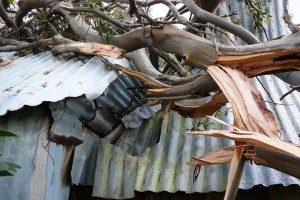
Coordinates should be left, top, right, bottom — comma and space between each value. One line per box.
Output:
47, 131, 83, 146
0, 57, 15, 68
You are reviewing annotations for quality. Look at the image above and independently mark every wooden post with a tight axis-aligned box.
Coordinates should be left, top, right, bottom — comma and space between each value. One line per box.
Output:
224, 148, 245, 200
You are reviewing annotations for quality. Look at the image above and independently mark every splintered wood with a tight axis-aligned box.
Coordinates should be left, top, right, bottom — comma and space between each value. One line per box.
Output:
52, 43, 126, 58
217, 50, 300, 77
173, 92, 227, 118
189, 65, 300, 182
208, 65, 279, 138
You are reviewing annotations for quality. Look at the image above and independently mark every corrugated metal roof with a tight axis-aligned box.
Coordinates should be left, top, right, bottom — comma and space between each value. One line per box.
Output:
1, 1, 299, 199
88, 0, 300, 199
121, 104, 161, 128
0, 52, 131, 116
0, 50, 159, 200
92, 97, 300, 199
0, 50, 157, 128
48, 99, 160, 187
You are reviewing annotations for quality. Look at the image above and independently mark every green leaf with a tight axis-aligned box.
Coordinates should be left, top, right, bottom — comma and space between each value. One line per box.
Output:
6, 162, 21, 172
68, 12, 79, 17
0, 170, 13, 176
0, 130, 18, 137
0, 160, 9, 171
7, 0, 14, 4
271, 35, 285, 40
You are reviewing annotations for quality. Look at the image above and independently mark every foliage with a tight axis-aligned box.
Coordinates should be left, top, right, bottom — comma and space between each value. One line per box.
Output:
245, 0, 272, 32
0, 130, 21, 176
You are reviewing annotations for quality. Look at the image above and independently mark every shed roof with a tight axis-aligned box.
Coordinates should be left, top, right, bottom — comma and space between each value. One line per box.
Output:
91, 76, 300, 198
0, 52, 129, 116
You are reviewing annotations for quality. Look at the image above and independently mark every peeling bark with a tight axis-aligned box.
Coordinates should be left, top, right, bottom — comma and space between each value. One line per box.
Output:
188, 146, 235, 166
52, 42, 126, 58
207, 66, 279, 138
173, 92, 227, 118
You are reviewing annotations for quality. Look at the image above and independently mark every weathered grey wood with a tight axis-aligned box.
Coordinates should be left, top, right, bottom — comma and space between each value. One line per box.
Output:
29, 114, 51, 200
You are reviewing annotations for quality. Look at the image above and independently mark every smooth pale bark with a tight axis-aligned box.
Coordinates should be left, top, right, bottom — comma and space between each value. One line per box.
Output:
55, 2, 103, 43
111, 25, 218, 67
127, 49, 163, 77
111, 25, 300, 74
128, 49, 199, 85
182, 0, 260, 44
218, 32, 300, 54
147, 72, 219, 97
52, 42, 126, 58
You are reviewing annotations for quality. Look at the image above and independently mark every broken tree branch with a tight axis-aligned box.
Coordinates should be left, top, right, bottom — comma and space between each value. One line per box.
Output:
60, 5, 131, 31
182, 0, 260, 44
208, 65, 280, 138
190, 129, 300, 159
0, 3, 17, 29
98, 56, 171, 88
224, 148, 245, 200
52, 42, 126, 58
0, 35, 73, 52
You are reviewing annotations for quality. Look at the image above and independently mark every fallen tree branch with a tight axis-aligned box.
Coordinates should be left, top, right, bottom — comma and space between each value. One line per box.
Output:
182, 0, 260, 44
112, 25, 300, 73
54, 1, 103, 43
252, 146, 300, 179
173, 92, 227, 118
60, 5, 131, 31
147, 72, 219, 97
189, 129, 300, 159
208, 65, 279, 138
0, 3, 17, 29
224, 147, 245, 200
188, 146, 235, 166
111, 25, 218, 67
98, 56, 171, 88
128, 0, 142, 23
283, 15, 300, 33
149, 47, 187, 77
0, 35, 73, 52
52, 42, 126, 58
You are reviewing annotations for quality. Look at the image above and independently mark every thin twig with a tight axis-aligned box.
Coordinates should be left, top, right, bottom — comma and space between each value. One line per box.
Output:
5, 19, 34, 38
280, 85, 300, 100
246, 0, 269, 41
129, 0, 142, 23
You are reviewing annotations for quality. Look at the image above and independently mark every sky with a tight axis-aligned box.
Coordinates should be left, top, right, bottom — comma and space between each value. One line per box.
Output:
290, 0, 300, 23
